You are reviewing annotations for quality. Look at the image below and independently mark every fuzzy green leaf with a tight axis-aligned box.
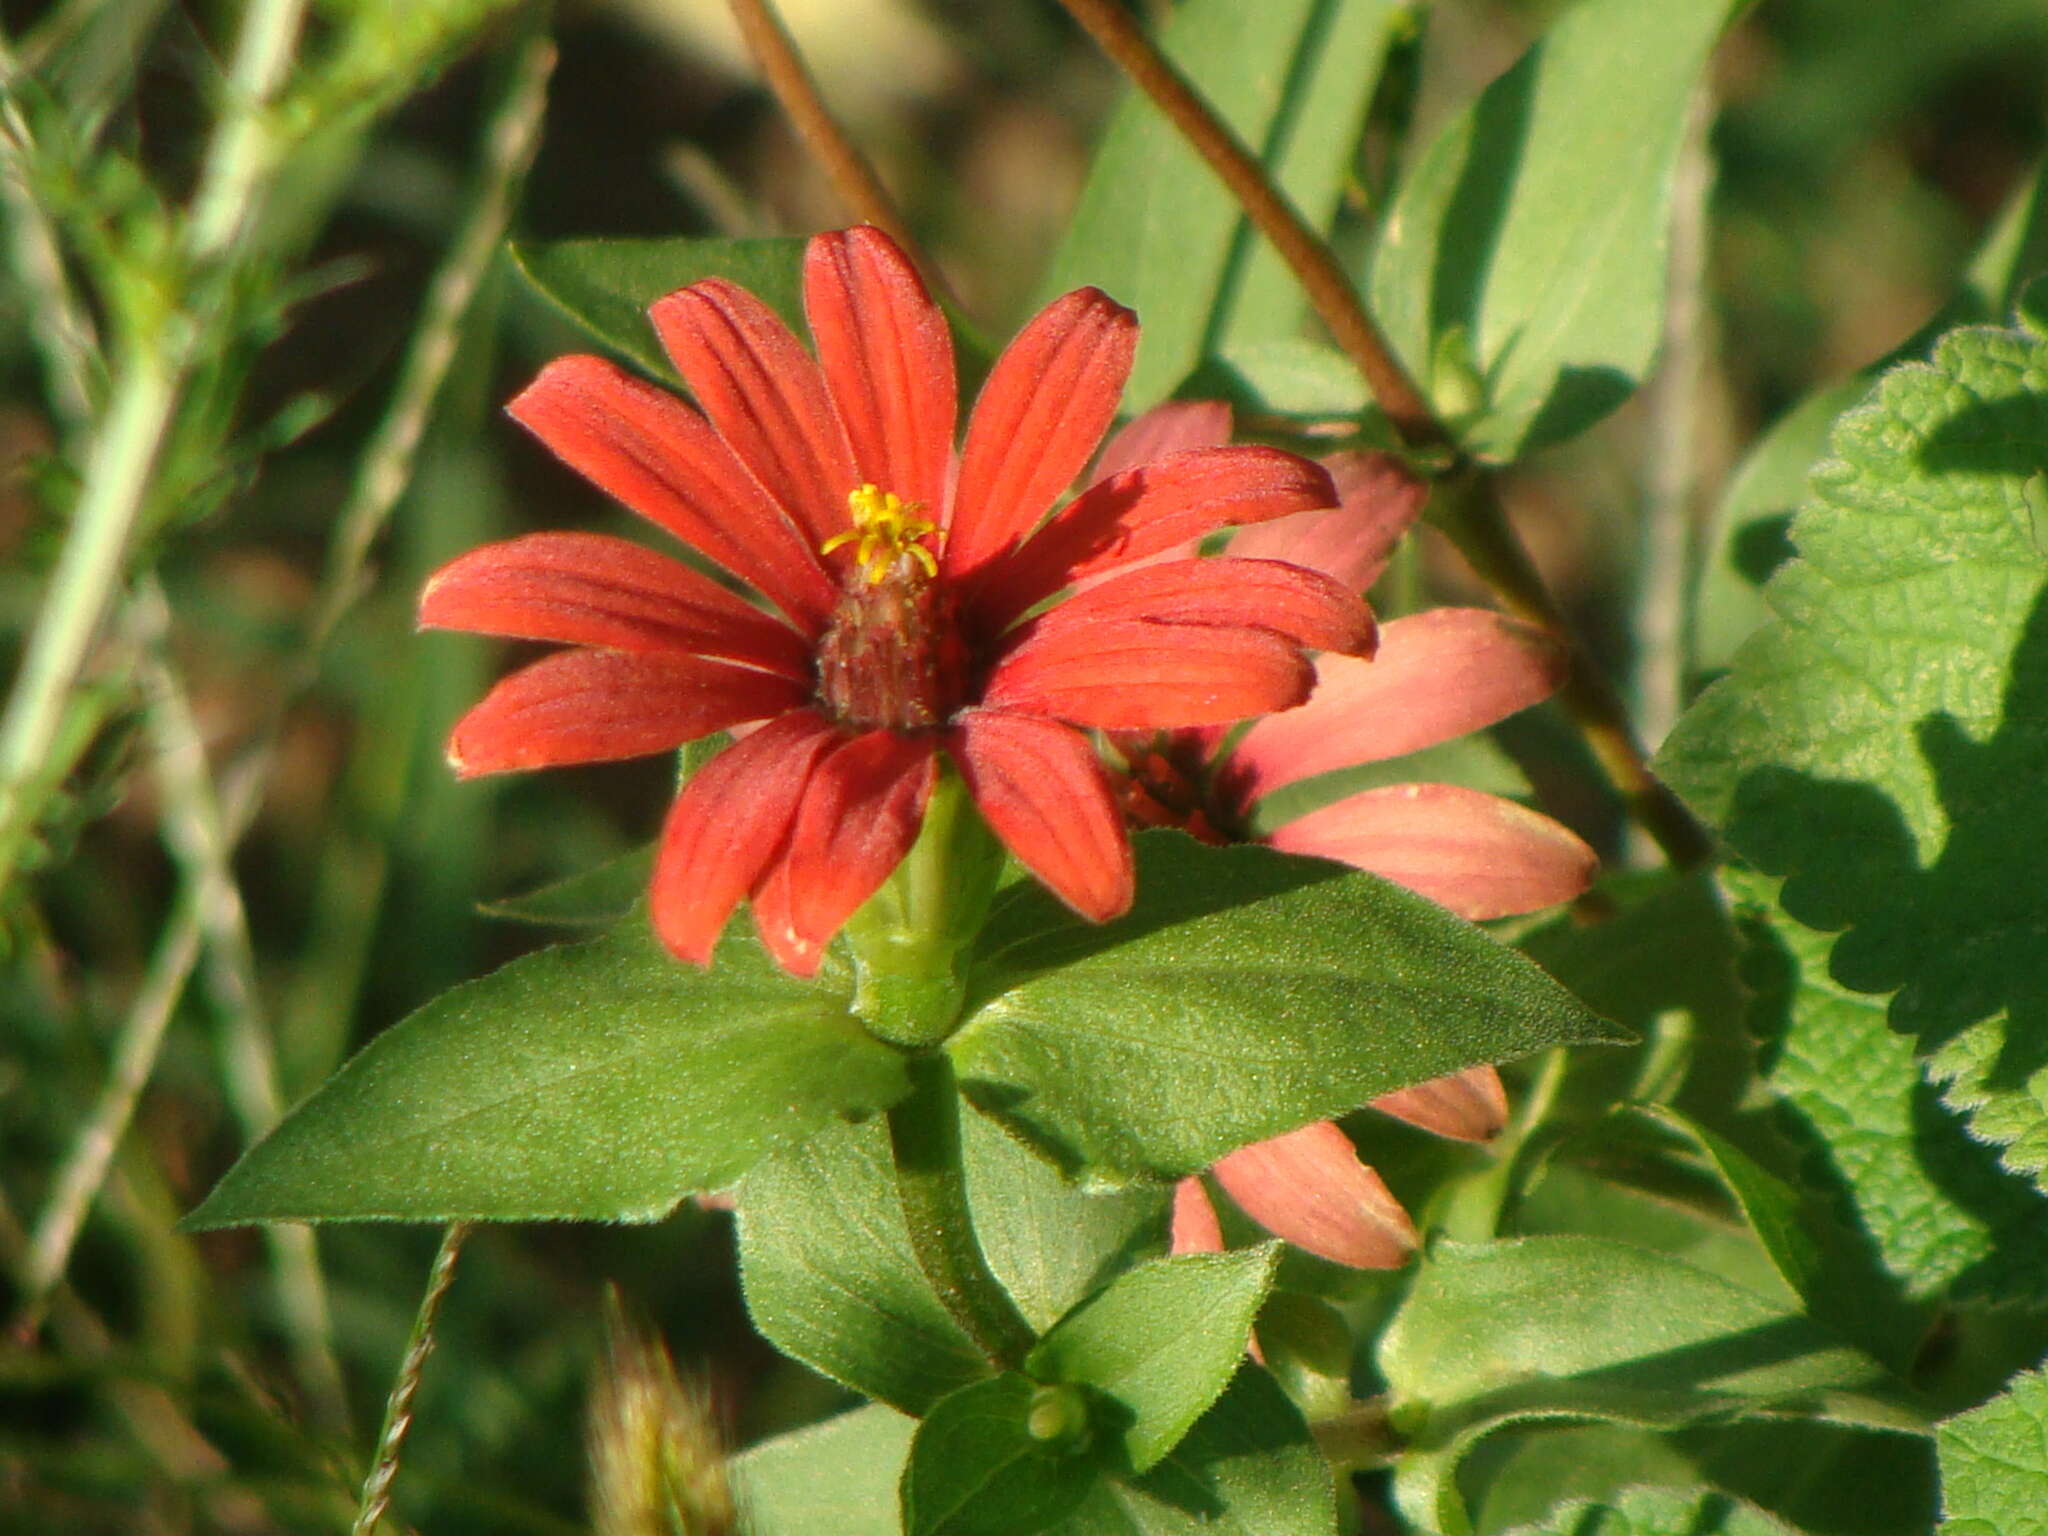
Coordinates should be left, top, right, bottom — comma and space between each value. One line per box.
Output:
479, 845, 651, 928
1370, 0, 1749, 458
1660, 313, 2048, 1194
730, 1405, 914, 1536
1497, 1486, 1800, 1536
509, 235, 808, 379
1040, 0, 1402, 411
949, 832, 1624, 1183
1937, 1368, 2048, 1536
736, 1117, 987, 1416
901, 1373, 1100, 1536
185, 918, 906, 1225
1027, 1247, 1278, 1473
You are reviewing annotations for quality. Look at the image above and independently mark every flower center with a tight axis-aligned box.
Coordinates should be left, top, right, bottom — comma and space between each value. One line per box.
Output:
1117, 735, 1238, 846
815, 484, 965, 732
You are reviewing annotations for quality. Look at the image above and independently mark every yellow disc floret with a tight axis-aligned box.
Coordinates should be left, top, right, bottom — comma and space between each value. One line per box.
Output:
821, 483, 942, 585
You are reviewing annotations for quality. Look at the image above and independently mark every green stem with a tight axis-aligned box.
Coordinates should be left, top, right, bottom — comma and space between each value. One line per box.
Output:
353, 1222, 469, 1536
887, 1053, 1036, 1371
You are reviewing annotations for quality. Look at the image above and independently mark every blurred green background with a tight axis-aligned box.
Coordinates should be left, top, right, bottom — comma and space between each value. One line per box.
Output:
1, 0, 2043, 1529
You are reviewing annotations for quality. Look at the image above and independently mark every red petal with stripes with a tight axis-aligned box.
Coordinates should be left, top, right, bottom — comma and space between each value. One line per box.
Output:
1211, 1122, 1416, 1270
970, 447, 1337, 633
1369, 1065, 1509, 1143
420, 532, 811, 676
1023, 558, 1374, 657
1224, 450, 1427, 592
764, 730, 937, 976
804, 226, 956, 515
945, 288, 1136, 577
1267, 783, 1597, 921
985, 619, 1313, 729
649, 711, 840, 964
948, 709, 1132, 922
1086, 400, 1233, 489
445, 651, 804, 778
1227, 609, 1567, 800
507, 356, 832, 627
649, 279, 857, 551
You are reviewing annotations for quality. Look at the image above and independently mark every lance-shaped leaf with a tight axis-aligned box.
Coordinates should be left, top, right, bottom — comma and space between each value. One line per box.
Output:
1026, 1246, 1278, 1473
510, 235, 808, 378
736, 1118, 988, 1416
949, 832, 1623, 1183
185, 918, 907, 1225
1660, 312, 2048, 1195
1370, 0, 1750, 459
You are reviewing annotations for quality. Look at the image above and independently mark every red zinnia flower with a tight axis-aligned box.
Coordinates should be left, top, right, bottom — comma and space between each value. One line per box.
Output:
420, 228, 1369, 975
1100, 406, 1597, 1268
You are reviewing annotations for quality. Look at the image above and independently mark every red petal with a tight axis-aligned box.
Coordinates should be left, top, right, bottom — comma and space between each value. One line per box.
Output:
649, 278, 857, 550
1225, 450, 1427, 592
507, 356, 833, 628
947, 710, 1133, 922
1170, 1177, 1225, 1255
1023, 558, 1374, 657
971, 447, 1337, 634
1267, 783, 1597, 920
804, 226, 956, 515
1211, 1122, 1416, 1270
945, 288, 1137, 577
985, 619, 1312, 729
445, 651, 803, 778
649, 711, 839, 964
1370, 1065, 1509, 1143
760, 730, 936, 975
1226, 609, 1567, 800
420, 532, 811, 676
1086, 400, 1234, 489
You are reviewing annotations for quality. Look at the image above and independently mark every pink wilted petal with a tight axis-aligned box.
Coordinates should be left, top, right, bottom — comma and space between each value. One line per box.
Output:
1268, 783, 1596, 920
445, 652, 805, 779
970, 447, 1338, 634
1370, 1065, 1509, 1143
1225, 450, 1428, 592
945, 288, 1137, 577
507, 356, 834, 628
985, 619, 1312, 729
804, 226, 956, 515
1170, 1177, 1225, 1255
1227, 609, 1567, 800
649, 278, 855, 552
1086, 400, 1234, 489
1211, 1122, 1416, 1270
649, 711, 838, 965
772, 730, 938, 972
419, 532, 812, 677
948, 709, 1133, 922
1023, 558, 1374, 657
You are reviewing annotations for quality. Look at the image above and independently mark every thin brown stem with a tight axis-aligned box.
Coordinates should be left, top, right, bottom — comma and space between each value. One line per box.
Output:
724, 0, 953, 303
1055, 0, 1713, 869
1053, 0, 1441, 447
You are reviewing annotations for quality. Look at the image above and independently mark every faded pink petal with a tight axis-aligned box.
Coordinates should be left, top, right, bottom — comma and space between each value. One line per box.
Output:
1170, 1177, 1225, 1256
1224, 450, 1428, 593
1226, 609, 1567, 801
1086, 401, 1235, 488
1268, 782, 1596, 920
1019, 558, 1374, 658
1211, 1122, 1415, 1270
1369, 1065, 1509, 1143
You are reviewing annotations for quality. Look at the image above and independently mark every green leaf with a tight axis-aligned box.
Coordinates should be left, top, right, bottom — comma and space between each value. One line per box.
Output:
962, 1107, 1169, 1334
1040, 0, 1403, 411
1723, 868, 2048, 1308
1369, 0, 1749, 458
1378, 1235, 1921, 1534
1027, 1247, 1278, 1473
729, 1405, 915, 1536
736, 1117, 987, 1416
478, 845, 651, 928
900, 1373, 1100, 1536
1937, 1369, 2048, 1536
509, 235, 808, 379
185, 917, 907, 1225
950, 832, 1624, 1183
1658, 313, 2048, 1195
1496, 1486, 1801, 1536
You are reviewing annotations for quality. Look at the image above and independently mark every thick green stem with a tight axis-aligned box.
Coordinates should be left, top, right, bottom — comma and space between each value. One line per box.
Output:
887, 1053, 1036, 1371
